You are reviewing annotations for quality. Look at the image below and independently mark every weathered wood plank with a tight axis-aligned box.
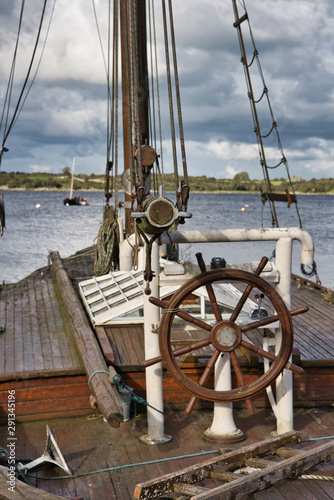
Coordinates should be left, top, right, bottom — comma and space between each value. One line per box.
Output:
112, 326, 133, 368
0, 467, 66, 499
50, 251, 123, 428
133, 431, 306, 499
4, 287, 15, 374
34, 277, 55, 370
126, 325, 144, 366
44, 276, 69, 370
12, 286, 24, 374
26, 277, 45, 371
134, 434, 334, 500
192, 440, 334, 500
173, 482, 210, 495
20, 282, 34, 373
95, 326, 115, 364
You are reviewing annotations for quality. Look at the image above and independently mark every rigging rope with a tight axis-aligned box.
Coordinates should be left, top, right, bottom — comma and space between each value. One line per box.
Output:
232, 0, 322, 281
0, 0, 50, 163
92, 0, 120, 276
232, 0, 303, 229
11, 0, 56, 133
0, 0, 25, 158
167, 0, 188, 190
150, 0, 165, 181
122, 0, 135, 193
161, 0, 179, 193
147, 0, 163, 197
24, 450, 219, 481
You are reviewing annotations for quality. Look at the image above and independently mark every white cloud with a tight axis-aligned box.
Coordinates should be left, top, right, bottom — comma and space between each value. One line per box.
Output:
225, 165, 238, 179
0, 0, 333, 180
206, 140, 258, 161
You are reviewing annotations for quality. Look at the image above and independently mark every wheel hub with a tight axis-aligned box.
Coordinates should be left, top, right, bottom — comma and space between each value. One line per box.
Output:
211, 321, 242, 352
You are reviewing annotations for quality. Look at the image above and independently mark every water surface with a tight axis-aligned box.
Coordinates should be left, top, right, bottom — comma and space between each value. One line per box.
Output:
1, 191, 333, 289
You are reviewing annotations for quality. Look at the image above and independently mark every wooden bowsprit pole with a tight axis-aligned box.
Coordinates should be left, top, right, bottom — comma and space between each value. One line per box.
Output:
50, 251, 123, 428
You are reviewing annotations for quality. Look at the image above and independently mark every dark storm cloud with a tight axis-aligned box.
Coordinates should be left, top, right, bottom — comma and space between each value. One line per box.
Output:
0, 0, 333, 179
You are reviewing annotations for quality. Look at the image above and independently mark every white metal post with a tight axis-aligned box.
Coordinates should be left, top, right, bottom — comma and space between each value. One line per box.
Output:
140, 240, 172, 445
274, 237, 294, 434
204, 353, 245, 442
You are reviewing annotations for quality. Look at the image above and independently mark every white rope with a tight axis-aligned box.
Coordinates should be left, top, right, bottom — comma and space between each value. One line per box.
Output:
298, 474, 334, 482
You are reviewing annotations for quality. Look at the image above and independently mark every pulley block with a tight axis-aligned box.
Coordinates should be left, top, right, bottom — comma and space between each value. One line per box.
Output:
132, 195, 191, 234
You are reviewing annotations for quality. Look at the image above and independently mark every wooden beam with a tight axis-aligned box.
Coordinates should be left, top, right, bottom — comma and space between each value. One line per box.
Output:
50, 251, 123, 428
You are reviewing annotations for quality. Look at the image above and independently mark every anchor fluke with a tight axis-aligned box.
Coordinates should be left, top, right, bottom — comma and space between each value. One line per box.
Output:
17, 425, 72, 476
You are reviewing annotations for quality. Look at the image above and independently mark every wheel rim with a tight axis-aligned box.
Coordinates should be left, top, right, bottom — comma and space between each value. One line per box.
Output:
158, 267, 293, 403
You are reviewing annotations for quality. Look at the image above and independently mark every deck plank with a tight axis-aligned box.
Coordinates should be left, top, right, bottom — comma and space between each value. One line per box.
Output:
27, 277, 46, 371
21, 281, 35, 373
4, 287, 15, 374
1, 407, 333, 500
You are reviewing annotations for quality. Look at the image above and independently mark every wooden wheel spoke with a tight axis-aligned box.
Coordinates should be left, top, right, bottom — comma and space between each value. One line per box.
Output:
196, 253, 222, 321
149, 296, 211, 332
206, 283, 222, 321
241, 313, 279, 332
185, 349, 220, 415
198, 349, 220, 386
241, 306, 309, 333
230, 256, 268, 323
230, 351, 255, 415
241, 339, 277, 363
143, 338, 211, 368
185, 396, 197, 415
172, 339, 211, 358
230, 351, 247, 388
241, 339, 303, 375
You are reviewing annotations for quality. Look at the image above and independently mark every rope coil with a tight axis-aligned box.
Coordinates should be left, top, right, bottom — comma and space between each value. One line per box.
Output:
94, 213, 119, 276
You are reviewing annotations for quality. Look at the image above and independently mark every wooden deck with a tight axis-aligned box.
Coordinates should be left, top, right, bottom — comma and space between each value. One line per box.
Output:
0, 246, 333, 499
0, 253, 93, 423
0, 246, 334, 422
0, 407, 333, 500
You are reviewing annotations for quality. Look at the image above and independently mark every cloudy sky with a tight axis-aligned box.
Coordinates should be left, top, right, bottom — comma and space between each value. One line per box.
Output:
0, 0, 333, 181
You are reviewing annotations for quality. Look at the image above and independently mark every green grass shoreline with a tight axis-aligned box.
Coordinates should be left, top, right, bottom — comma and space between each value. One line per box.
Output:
1, 171, 334, 194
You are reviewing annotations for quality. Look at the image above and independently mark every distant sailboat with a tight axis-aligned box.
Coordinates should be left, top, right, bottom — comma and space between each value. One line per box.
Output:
63, 158, 88, 206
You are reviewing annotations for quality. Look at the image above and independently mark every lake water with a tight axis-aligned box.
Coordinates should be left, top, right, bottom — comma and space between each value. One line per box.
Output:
1, 190, 333, 289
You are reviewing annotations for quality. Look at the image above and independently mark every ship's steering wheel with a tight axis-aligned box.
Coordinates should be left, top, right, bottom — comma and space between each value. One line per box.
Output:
146, 254, 307, 414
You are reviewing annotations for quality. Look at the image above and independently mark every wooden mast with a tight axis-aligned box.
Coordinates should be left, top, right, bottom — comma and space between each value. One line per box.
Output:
120, 0, 149, 235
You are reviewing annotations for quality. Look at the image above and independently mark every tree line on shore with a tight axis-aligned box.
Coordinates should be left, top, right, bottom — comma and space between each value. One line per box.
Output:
0, 170, 333, 194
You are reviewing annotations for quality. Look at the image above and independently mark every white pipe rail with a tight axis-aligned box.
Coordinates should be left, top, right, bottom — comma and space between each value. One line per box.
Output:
120, 227, 314, 439
159, 227, 314, 266
120, 227, 314, 270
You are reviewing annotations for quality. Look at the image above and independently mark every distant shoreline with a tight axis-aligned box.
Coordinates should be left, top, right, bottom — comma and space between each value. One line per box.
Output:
1, 171, 334, 194
0, 187, 333, 195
